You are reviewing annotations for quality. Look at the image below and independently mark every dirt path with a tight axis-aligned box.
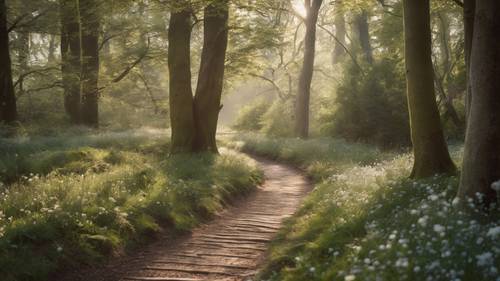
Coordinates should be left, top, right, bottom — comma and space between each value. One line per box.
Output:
61, 156, 311, 281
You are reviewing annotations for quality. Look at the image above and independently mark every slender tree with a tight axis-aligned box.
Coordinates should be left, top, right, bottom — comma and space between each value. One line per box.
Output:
168, 2, 196, 153
79, 0, 100, 127
402, 0, 456, 178
294, 0, 322, 138
354, 9, 373, 64
193, 0, 229, 152
60, 0, 82, 124
0, 0, 17, 123
332, 1, 346, 64
458, 0, 500, 207
463, 0, 475, 123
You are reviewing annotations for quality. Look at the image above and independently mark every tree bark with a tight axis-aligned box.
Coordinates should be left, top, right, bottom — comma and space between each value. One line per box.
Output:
168, 5, 196, 153
332, 1, 346, 64
0, 0, 17, 123
193, 0, 229, 153
60, 0, 82, 124
403, 0, 456, 178
458, 0, 500, 207
463, 0, 475, 124
79, 0, 100, 127
354, 9, 373, 65
294, 0, 322, 139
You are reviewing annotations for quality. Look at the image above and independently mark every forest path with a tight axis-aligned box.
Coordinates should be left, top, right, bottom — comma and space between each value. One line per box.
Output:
63, 156, 311, 281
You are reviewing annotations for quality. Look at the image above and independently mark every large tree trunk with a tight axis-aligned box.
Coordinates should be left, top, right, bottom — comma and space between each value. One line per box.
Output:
458, 0, 500, 207
332, 2, 346, 64
403, 0, 456, 178
0, 0, 17, 123
294, 0, 322, 139
354, 9, 373, 65
79, 0, 100, 127
463, 0, 475, 124
168, 6, 196, 153
60, 0, 82, 124
193, 0, 229, 153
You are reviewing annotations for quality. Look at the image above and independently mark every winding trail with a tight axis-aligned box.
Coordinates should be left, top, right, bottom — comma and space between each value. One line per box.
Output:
61, 156, 311, 281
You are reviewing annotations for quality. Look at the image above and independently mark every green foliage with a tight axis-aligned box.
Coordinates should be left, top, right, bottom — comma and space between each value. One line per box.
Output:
0, 130, 263, 281
260, 100, 295, 137
230, 133, 388, 182
232, 98, 271, 131
320, 58, 411, 148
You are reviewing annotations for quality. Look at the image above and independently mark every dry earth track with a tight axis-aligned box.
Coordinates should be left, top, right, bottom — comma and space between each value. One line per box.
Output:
58, 156, 311, 281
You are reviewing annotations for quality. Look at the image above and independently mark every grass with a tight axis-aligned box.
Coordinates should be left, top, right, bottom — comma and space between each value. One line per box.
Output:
0, 129, 263, 281
230, 133, 500, 281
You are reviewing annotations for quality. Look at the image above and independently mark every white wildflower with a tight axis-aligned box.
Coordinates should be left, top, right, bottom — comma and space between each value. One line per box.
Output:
487, 226, 500, 239
476, 252, 493, 266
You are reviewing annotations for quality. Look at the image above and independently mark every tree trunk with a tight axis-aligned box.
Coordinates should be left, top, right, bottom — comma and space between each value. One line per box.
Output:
463, 0, 475, 124
355, 10, 373, 65
0, 0, 17, 123
294, 0, 322, 139
168, 6, 196, 153
193, 0, 229, 153
403, 0, 456, 178
436, 12, 462, 129
79, 0, 100, 127
332, 2, 346, 64
47, 34, 57, 63
458, 0, 500, 207
60, 0, 82, 124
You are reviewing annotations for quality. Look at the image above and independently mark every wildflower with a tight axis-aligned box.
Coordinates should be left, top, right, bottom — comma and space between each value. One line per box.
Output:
476, 252, 493, 266
433, 224, 445, 233
487, 226, 500, 239
345, 275, 356, 281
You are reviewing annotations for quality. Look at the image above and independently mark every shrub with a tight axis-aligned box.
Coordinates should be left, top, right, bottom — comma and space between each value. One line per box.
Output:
232, 98, 271, 131
320, 58, 411, 148
260, 99, 295, 137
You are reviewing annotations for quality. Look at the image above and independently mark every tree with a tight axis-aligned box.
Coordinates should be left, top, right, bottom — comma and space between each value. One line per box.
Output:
458, 0, 500, 207
463, 0, 475, 123
193, 0, 229, 152
294, 0, 322, 138
60, 0, 82, 124
167, 0, 229, 153
402, 0, 456, 178
168, 3, 196, 153
79, 0, 100, 127
0, 0, 17, 123
354, 9, 373, 64
332, 1, 346, 64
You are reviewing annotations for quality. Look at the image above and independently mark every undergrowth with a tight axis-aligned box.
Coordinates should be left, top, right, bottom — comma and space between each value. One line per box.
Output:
0, 129, 263, 281
231, 133, 500, 281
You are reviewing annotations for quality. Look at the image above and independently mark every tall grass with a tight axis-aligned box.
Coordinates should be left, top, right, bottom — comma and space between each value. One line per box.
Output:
0, 130, 263, 281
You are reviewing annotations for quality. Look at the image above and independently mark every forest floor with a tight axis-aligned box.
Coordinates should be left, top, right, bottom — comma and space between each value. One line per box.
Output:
55, 156, 312, 281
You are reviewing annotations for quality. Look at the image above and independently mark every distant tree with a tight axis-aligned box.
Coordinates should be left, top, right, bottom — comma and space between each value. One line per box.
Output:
79, 0, 100, 127
332, 1, 346, 64
354, 9, 373, 64
402, 0, 456, 178
0, 0, 17, 123
60, 0, 82, 124
463, 0, 474, 123
458, 0, 500, 207
295, 0, 322, 139
168, 2, 196, 153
